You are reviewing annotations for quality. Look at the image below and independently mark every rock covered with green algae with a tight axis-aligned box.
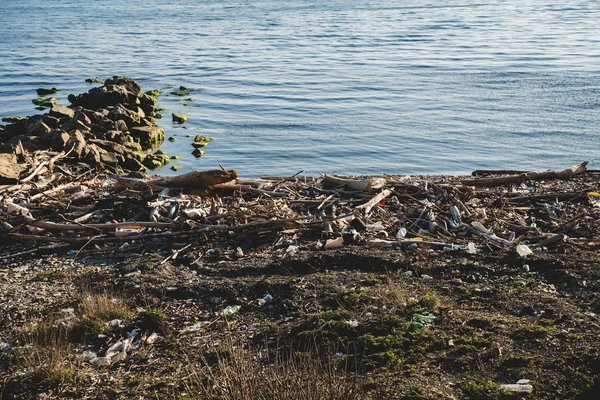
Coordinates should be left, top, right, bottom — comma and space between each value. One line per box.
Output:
0, 76, 173, 173
172, 112, 188, 124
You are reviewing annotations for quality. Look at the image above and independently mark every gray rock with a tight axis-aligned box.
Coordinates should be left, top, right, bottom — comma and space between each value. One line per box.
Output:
172, 113, 188, 124
108, 104, 141, 127
27, 121, 51, 136
74, 112, 92, 126
122, 157, 146, 172
130, 126, 164, 148
42, 130, 70, 151
49, 104, 74, 119
67, 130, 86, 157
114, 119, 128, 132
0, 154, 26, 183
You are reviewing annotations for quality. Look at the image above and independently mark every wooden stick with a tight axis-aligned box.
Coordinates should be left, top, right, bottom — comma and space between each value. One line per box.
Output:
356, 189, 393, 214
20, 161, 48, 183
461, 162, 588, 187
471, 169, 530, 177
4, 218, 320, 244
211, 183, 288, 198
27, 221, 177, 232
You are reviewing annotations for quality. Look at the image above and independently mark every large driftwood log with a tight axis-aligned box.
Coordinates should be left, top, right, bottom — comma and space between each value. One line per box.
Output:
113, 169, 238, 191
323, 175, 386, 192
462, 162, 588, 187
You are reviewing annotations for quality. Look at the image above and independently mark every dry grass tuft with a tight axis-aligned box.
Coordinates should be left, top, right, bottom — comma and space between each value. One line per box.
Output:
186, 338, 361, 400
78, 292, 133, 334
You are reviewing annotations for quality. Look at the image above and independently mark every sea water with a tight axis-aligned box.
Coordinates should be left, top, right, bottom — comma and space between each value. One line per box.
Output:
1, 0, 598, 177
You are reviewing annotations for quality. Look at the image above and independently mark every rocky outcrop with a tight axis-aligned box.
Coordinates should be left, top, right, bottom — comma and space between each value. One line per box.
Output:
0, 76, 171, 176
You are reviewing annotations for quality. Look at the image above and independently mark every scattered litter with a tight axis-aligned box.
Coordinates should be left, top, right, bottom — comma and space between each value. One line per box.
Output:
346, 320, 360, 328
221, 305, 241, 317
145, 332, 160, 345
466, 242, 477, 254
181, 321, 211, 334
516, 244, 533, 257
324, 237, 344, 250
258, 294, 273, 306
500, 382, 533, 393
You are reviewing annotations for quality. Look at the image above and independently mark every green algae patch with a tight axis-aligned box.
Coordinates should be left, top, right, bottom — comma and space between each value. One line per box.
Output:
32, 97, 57, 108
85, 77, 103, 83
145, 89, 161, 98
192, 135, 213, 148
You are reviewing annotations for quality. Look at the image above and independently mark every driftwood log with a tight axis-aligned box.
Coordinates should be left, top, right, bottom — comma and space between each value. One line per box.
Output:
113, 169, 238, 191
323, 175, 386, 192
462, 162, 588, 187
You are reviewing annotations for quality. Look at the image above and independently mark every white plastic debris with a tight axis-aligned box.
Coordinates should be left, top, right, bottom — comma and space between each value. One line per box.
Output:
516, 244, 533, 257
500, 383, 533, 393
115, 228, 140, 237
104, 319, 122, 330
471, 221, 491, 234
396, 227, 407, 239
183, 208, 208, 219
467, 242, 477, 254
145, 332, 160, 345
105, 339, 130, 359
324, 237, 343, 249
286, 245, 298, 254
181, 321, 211, 334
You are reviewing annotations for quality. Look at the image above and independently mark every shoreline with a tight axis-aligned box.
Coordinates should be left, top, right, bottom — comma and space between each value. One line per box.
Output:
2, 78, 600, 399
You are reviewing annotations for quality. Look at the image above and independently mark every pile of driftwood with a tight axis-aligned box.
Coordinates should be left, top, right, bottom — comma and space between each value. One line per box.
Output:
1, 160, 598, 259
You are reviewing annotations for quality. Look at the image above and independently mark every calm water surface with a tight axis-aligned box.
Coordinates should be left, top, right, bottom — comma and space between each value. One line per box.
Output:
0, 0, 599, 177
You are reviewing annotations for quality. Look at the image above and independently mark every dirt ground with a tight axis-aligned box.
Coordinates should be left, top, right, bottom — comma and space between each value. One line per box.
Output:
1, 238, 600, 399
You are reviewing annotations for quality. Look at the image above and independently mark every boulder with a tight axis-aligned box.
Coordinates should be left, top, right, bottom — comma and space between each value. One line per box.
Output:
27, 121, 52, 136
108, 104, 141, 127
49, 104, 75, 119
122, 156, 146, 172
36, 88, 58, 96
42, 115, 60, 129
0, 154, 26, 183
67, 130, 87, 157
42, 130, 70, 151
143, 153, 169, 170
114, 119, 128, 132
88, 139, 130, 156
104, 76, 142, 96
74, 112, 92, 126
172, 113, 188, 124
4, 120, 26, 136
1, 116, 23, 123
69, 85, 136, 109
100, 152, 119, 166
130, 126, 164, 148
